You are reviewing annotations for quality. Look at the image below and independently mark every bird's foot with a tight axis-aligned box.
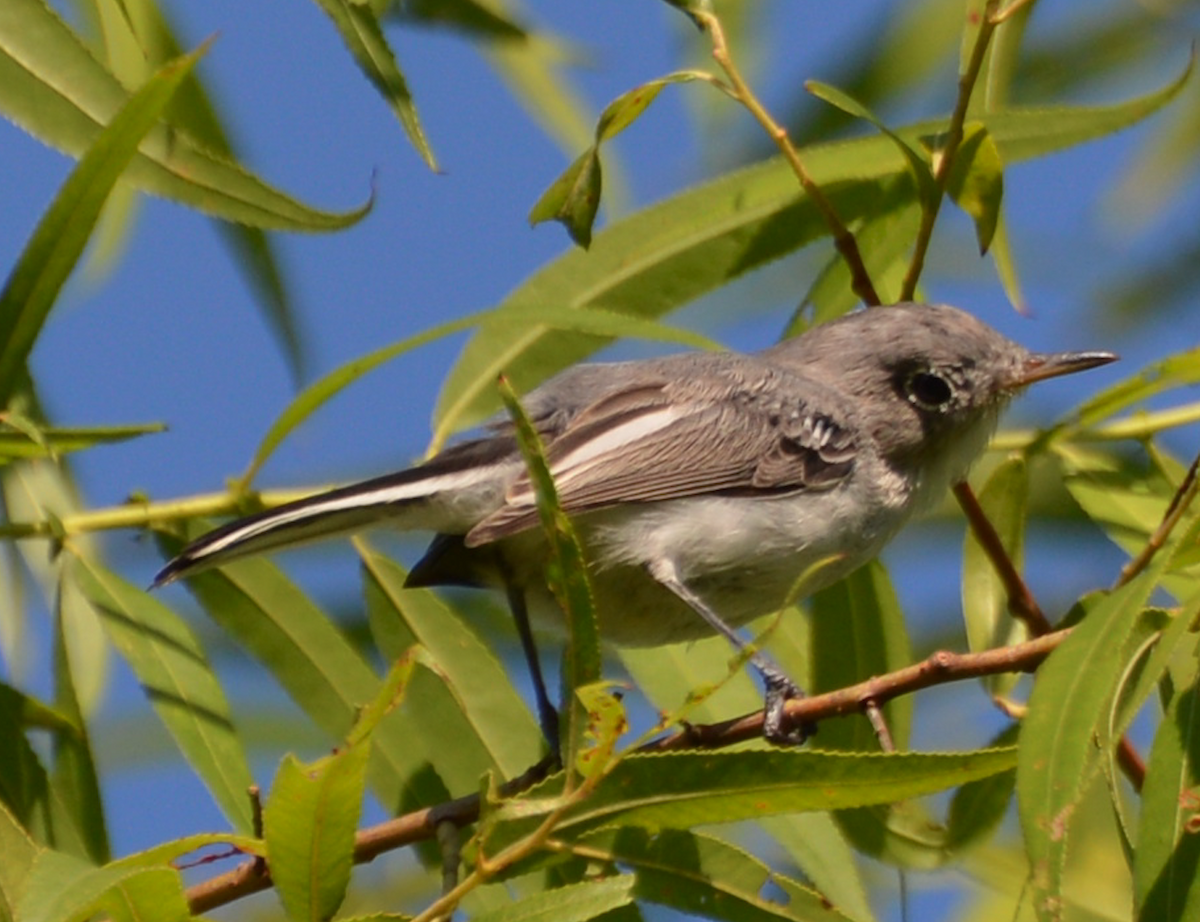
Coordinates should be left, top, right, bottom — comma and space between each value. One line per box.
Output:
760, 665, 816, 745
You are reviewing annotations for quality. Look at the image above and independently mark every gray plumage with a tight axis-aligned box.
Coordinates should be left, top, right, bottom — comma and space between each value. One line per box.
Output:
155, 303, 1114, 742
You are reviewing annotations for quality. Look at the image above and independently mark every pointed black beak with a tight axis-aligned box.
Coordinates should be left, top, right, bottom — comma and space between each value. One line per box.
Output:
1006, 350, 1118, 389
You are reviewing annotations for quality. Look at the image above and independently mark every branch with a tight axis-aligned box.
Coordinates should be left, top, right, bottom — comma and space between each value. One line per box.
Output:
183, 629, 1067, 915
692, 10, 880, 307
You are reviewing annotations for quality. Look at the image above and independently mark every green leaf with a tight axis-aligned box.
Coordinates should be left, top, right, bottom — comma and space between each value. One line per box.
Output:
309, 0, 437, 169
48, 580, 108, 865
0, 798, 39, 922
530, 71, 709, 247
18, 850, 188, 922
265, 741, 370, 922
156, 527, 451, 812
494, 747, 1016, 844
239, 304, 718, 487
943, 122, 1004, 253
961, 455, 1029, 694
359, 547, 543, 780
809, 561, 913, 752
0, 0, 368, 230
0, 422, 164, 462
392, 0, 527, 39
74, 557, 255, 834
0, 40, 206, 404
1016, 565, 1168, 921
806, 79, 937, 210
1074, 348, 1200, 431
471, 876, 634, 922
435, 61, 1189, 438
529, 148, 602, 247
579, 826, 861, 922
1135, 679, 1200, 922
499, 376, 600, 770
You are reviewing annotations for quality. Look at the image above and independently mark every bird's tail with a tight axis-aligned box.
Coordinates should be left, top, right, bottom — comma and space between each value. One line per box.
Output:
153, 443, 514, 587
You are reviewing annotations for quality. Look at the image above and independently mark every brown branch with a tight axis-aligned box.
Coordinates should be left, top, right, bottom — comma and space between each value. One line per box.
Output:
184, 631, 1067, 915
953, 480, 1052, 635
899, 0, 1000, 300
1115, 448, 1200, 589
693, 10, 881, 307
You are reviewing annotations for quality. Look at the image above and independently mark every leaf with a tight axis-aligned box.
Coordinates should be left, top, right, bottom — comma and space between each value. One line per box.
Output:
943, 122, 1004, 253
1135, 679, 1200, 922
434, 61, 1190, 439
0, 799, 38, 922
961, 455, 1029, 694
806, 79, 937, 210
1016, 565, 1168, 922
470, 876, 634, 922
499, 375, 600, 769
0, 422, 164, 462
578, 826, 861, 922
239, 304, 718, 487
359, 547, 543, 779
391, 0, 527, 40
18, 850, 189, 922
265, 741, 370, 922
530, 71, 710, 247
48, 581, 108, 865
492, 747, 1017, 845
0, 40, 207, 404
74, 557, 256, 834
0, 0, 369, 229
155, 528, 446, 813
309, 0, 437, 169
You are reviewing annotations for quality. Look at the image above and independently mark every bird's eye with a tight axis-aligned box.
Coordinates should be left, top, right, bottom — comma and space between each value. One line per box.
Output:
905, 371, 954, 409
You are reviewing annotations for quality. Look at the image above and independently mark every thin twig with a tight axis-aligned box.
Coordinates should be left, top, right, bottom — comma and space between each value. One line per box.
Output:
1115, 448, 1200, 589
693, 10, 880, 307
953, 480, 1051, 635
899, 0, 1000, 300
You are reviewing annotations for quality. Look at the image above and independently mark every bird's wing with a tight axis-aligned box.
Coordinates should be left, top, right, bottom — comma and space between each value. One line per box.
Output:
466, 374, 857, 545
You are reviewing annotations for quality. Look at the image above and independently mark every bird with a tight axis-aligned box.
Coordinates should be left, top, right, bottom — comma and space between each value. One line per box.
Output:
154, 303, 1115, 748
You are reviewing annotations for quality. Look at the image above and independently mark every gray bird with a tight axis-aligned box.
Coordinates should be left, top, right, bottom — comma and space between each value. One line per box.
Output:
155, 303, 1115, 747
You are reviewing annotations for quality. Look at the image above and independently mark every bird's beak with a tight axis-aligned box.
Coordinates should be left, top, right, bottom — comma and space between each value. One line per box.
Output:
1006, 350, 1118, 389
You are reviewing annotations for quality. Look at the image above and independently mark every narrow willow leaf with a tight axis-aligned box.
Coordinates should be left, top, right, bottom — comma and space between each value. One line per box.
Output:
310, 0, 437, 169
492, 747, 1016, 847
806, 79, 936, 209
48, 580, 108, 865
1017, 564, 1168, 921
392, 0, 527, 39
74, 558, 255, 834
1074, 347, 1200, 430
530, 71, 709, 246
0, 422, 165, 462
579, 826, 861, 922
0, 42, 205, 403
239, 304, 718, 487
0, 684, 91, 859
961, 455, 1028, 694
0, 799, 39, 922
498, 376, 600, 771
0, 0, 367, 230
435, 60, 1188, 439
944, 122, 1004, 253
758, 814, 875, 922
156, 528, 444, 813
265, 741, 370, 922
1135, 680, 1200, 921
471, 876, 634, 922
359, 547, 544, 779
809, 562, 913, 752
944, 724, 1018, 854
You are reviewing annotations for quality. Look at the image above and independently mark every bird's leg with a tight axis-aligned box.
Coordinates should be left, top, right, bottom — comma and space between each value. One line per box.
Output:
503, 578, 561, 760
648, 560, 812, 745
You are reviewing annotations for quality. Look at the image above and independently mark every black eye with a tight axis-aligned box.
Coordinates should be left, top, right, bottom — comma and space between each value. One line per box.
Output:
906, 371, 954, 409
